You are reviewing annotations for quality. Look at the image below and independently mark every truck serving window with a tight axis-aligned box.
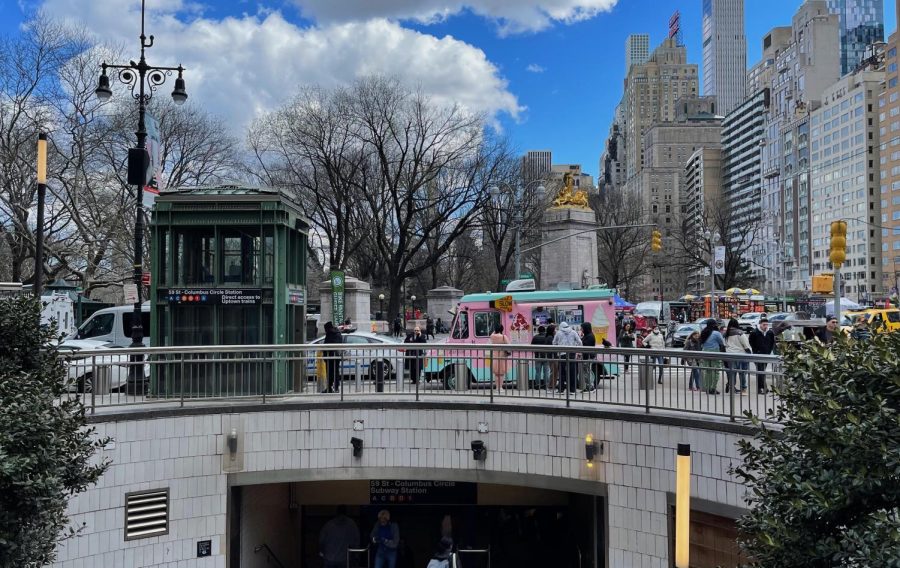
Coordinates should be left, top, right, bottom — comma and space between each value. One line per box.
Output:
451, 311, 469, 339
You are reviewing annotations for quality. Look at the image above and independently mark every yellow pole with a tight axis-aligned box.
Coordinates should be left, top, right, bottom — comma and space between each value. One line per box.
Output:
675, 443, 691, 567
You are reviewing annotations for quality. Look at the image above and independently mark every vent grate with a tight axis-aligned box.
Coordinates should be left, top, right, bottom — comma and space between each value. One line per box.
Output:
124, 489, 169, 540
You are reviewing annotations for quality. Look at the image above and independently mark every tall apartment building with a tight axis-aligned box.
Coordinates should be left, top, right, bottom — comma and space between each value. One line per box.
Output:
521, 150, 552, 184
549, 164, 594, 189
685, 147, 724, 292
702, 0, 747, 115
623, 38, 699, 183
721, 88, 771, 283
746, 27, 792, 97
878, 26, 900, 296
810, 69, 884, 299
827, 0, 885, 75
625, 34, 650, 73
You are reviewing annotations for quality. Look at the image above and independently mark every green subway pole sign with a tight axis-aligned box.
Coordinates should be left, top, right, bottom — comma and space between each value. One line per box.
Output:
331, 270, 345, 323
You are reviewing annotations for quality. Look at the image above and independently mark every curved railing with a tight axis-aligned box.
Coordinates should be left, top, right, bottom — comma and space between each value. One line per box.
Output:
60, 343, 783, 423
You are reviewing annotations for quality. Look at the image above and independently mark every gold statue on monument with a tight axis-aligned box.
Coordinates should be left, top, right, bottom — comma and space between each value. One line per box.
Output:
551, 172, 590, 209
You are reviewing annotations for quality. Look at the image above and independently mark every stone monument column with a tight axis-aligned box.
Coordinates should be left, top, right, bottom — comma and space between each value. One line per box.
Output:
539, 173, 599, 290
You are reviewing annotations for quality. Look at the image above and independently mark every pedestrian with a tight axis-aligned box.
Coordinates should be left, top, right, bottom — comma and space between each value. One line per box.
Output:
699, 320, 726, 395
393, 314, 403, 338
619, 321, 636, 371
580, 322, 597, 392
683, 331, 702, 391
552, 321, 582, 393
546, 323, 559, 391
748, 317, 775, 394
425, 537, 454, 568
850, 315, 872, 341
724, 318, 751, 394
403, 326, 427, 384
530, 325, 551, 389
816, 317, 839, 344
370, 510, 400, 568
489, 324, 511, 392
426, 315, 436, 340
319, 506, 360, 568
642, 325, 666, 384
322, 321, 344, 393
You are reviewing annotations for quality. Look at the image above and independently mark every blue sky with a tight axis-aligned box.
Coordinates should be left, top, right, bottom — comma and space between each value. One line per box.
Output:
1, 0, 896, 178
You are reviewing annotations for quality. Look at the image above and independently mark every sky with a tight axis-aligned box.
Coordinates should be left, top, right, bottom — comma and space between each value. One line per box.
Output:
0, 0, 897, 178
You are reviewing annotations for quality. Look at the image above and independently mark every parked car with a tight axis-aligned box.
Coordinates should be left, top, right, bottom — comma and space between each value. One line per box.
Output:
57, 339, 148, 394
840, 308, 900, 333
68, 304, 150, 347
669, 324, 701, 348
306, 332, 404, 381
737, 312, 766, 332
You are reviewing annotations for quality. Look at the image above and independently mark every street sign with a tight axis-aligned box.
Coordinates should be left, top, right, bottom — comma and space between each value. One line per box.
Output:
491, 295, 513, 312
141, 272, 151, 286
123, 283, 138, 304
519, 272, 535, 279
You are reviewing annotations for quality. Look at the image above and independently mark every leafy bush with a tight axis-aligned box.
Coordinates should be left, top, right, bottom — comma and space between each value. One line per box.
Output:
733, 333, 900, 566
0, 296, 109, 567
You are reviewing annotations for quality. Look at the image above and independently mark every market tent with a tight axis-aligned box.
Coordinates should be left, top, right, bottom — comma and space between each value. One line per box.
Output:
680, 294, 697, 301
614, 294, 635, 309
821, 297, 861, 316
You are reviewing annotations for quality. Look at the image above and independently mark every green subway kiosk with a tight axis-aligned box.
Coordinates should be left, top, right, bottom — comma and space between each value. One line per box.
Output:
149, 184, 309, 395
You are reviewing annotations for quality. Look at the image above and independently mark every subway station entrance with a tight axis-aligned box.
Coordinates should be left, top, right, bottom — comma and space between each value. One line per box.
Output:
229, 479, 605, 568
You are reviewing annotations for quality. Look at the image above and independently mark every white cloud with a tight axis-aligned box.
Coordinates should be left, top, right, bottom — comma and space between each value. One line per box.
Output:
526, 63, 545, 73
38, 0, 522, 130
291, 0, 619, 34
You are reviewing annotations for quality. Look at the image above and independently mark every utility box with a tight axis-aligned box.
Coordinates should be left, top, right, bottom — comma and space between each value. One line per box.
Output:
812, 273, 834, 294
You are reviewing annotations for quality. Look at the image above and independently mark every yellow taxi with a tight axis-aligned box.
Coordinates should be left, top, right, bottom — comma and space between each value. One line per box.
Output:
840, 308, 900, 333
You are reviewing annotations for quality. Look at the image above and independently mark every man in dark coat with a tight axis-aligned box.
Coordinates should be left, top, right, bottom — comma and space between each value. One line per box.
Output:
322, 321, 344, 393
748, 317, 776, 394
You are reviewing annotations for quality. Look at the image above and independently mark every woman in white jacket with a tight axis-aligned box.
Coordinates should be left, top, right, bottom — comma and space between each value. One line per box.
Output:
723, 319, 751, 394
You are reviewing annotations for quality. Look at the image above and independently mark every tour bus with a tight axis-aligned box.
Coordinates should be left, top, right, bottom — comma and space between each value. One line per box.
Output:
423, 287, 618, 388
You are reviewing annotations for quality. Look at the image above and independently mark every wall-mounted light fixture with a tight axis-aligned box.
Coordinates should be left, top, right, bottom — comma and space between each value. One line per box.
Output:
227, 428, 238, 457
675, 443, 692, 568
477, 422, 489, 433
471, 440, 487, 461
585, 434, 602, 468
351, 437, 364, 458
353, 419, 365, 431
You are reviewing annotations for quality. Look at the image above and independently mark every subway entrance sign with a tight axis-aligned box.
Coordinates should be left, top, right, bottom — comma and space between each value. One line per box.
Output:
369, 480, 476, 505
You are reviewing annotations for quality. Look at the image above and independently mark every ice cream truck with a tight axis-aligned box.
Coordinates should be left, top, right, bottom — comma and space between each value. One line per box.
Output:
423, 288, 618, 388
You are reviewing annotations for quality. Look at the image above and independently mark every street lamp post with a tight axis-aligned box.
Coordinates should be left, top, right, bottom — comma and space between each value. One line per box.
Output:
410, 295, 417, 318
378, 293, 384, 320
95, 0, 187, 349
703, 229, 720, 318
489, 181, 546, 280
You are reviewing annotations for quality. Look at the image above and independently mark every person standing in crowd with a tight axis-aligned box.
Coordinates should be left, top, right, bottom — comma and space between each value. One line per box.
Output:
425, 315, 436, 340
489, 324, 511, 392
642, 325, 666, 384
546, 324, 558, 391
724, 319, 751, 394
579, 322, 597, 392
851, 315, 872, 341
425, 537, 454, 568
392, 314, 404, 338
552, 321, 582, 393
403, 326, 427, 384
699, 320, 726, 395
371, 510, 400, 568
748, 317, 775, 394
683, 330, 703, 391
322, 321, 344, 393
618, 321, 636, 371
319, 506, 359, 568
530, 325, 552, 390
816, 317, 839, 344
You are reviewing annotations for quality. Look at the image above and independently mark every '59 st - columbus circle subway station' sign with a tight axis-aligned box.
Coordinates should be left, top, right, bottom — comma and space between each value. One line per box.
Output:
162, 288, 262, 305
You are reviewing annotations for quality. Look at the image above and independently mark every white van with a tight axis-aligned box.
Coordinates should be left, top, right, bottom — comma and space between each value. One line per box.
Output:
68, 303, 151, 347
634, 301, 672, 322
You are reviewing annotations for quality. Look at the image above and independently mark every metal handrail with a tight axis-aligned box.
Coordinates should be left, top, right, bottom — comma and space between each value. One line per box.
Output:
253, 543, 287, 568
347, 546, 370, 568
458, 547, 490, 568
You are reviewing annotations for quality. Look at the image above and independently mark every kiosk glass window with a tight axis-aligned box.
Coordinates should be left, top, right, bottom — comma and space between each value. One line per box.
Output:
473, 311, 501, 337
222, 306, 260, 344
173, 306, 214, 346
222, 230, 260, 285
174, 229, 215, 285
158, 228, 169, 286
263, 227, 275, 285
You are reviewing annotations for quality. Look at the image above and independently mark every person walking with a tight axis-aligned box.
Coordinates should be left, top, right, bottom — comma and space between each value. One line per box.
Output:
426, 315, 436, 340
393, 315, 404, 338
552, 321, 582, 393
580, 322, 597, 392
619, 321, 636, 371
425, 537, 454, 568
403, 327, 427, 384
319, 506, 359, 568
699, 320, 726, 395
530, 325, 552, 389
370, 510, 400, 568
724, 319, 751, 394
642, 325, 666, 384
683, 331, 703, 391
546, 324, 559, 391
322, 321, 344, 393
748, 317, 775, 394
489, 324, 511, 392
850, 315, 872, 341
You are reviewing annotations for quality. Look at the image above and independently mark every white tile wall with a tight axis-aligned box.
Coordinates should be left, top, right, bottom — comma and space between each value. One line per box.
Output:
53, 409, 751, 568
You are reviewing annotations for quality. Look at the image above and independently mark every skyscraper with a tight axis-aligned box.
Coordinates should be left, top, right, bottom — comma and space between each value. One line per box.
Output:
827, 0, 885, 74
702, 0, 747, 116
625, 34, 650, 73
521, 150, 552, 184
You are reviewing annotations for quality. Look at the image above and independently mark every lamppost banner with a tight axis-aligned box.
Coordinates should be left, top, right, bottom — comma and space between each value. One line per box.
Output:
714, 246, 726, 275
331, 270, 345, 323
142, 113, 162, 209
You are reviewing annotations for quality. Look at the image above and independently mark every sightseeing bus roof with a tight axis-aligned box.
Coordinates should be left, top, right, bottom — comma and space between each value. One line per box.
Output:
460, 289, 616, 304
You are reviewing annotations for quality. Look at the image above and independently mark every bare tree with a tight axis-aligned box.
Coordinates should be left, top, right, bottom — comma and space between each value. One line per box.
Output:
590, 188, 651, 297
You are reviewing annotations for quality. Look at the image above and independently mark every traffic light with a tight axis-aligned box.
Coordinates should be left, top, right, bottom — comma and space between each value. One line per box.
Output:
829, 220, 847, 268
651, 230, 662, 252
